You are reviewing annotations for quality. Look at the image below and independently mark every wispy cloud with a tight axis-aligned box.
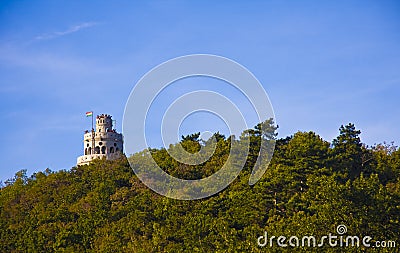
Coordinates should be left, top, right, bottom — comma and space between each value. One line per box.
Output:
34, 22, 98, 41
0, 43, 96, 73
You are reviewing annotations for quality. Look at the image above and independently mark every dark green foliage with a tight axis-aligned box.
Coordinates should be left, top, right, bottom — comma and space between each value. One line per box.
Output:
331, 123, 363, 179
1, 122, 399, 252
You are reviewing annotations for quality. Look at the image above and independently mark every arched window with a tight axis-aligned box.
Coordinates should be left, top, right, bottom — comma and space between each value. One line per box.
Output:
101, 146, 106, 154
88, 147, 92, 155
116, 148, 119, 152
95, 146, 100, 154
85, 148, 87, 155
110, 147, 114, 153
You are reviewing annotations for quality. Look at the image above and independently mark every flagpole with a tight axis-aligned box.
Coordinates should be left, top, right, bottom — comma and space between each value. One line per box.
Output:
92, 112, 95, 155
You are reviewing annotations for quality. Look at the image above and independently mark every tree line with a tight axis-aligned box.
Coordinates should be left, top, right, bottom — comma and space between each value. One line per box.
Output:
0, 121, 399, 252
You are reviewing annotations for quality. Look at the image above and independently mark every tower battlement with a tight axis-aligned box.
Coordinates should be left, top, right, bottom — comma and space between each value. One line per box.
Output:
77, 114, 123, 166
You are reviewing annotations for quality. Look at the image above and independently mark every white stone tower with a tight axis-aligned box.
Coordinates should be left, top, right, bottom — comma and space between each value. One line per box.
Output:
77, 114, 123, 166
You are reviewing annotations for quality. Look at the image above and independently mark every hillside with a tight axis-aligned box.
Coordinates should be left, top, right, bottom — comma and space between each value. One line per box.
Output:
1, 123, 399, 252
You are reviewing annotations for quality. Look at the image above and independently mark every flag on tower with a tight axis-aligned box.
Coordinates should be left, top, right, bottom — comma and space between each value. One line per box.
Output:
86, 111, 93, 117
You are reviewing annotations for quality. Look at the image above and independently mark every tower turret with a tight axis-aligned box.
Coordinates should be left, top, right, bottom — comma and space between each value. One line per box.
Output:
96, 114, 113, 132
77, 114, 123, 166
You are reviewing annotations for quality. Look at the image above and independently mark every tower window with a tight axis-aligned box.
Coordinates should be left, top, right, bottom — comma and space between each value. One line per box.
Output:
114, 143, 117, 146
99, 142, 103, 146
110, 147, 114, 153
101, 146, 106, 154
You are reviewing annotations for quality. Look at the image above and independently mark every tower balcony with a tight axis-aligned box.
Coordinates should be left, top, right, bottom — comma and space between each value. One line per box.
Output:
77, 152, 122, 166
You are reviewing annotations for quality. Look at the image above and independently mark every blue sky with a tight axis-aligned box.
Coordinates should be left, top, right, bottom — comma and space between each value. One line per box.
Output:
0, 1, 399, 182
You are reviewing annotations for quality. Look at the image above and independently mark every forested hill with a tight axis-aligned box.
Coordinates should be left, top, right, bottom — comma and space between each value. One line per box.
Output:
1, 123, 399, 252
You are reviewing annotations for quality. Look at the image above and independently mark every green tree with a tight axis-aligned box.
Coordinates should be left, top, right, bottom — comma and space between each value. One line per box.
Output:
331, 123, 363, 179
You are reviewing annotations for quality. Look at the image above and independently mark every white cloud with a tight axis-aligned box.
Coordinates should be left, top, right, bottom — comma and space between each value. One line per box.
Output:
0, 41, 110, 74
34, 22, 98, 41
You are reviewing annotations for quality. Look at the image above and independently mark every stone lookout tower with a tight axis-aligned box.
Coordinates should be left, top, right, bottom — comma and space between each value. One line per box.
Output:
77, 114, 123, 166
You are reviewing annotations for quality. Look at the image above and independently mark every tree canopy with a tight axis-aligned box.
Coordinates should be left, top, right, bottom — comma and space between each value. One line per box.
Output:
1, 121, 399, 252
